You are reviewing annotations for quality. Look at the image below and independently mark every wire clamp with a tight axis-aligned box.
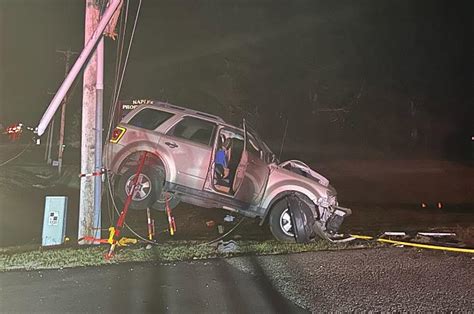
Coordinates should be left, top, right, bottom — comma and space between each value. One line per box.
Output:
79, 168, 106, 178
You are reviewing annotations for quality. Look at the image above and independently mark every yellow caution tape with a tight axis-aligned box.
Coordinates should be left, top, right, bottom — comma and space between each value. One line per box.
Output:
350, 234, 474, 254
377, 238, 474, 254
350, 234, 374, 240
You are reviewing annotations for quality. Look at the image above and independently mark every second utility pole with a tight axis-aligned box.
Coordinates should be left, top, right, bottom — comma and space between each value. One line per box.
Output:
56, 49, 77, 175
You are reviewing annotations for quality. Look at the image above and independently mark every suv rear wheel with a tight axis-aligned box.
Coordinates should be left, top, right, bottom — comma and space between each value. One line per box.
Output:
116, 166, 163, 210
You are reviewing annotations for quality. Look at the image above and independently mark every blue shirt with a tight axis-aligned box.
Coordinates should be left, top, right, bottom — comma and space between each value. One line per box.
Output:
215, 149, 227, 167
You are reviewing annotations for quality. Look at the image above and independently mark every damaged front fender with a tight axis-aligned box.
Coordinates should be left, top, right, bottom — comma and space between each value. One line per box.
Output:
286, 194, 315, 243
287, 193, 351, 243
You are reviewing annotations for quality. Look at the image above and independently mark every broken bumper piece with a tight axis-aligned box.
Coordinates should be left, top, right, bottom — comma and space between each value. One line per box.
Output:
326, 205, 352, 235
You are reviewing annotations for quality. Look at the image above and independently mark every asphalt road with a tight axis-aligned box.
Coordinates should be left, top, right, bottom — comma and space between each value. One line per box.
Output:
0, 257, 306, 313
1, 247, 473, 312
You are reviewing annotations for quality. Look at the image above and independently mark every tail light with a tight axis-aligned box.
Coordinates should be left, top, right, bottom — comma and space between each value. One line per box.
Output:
110, 126, 126, 143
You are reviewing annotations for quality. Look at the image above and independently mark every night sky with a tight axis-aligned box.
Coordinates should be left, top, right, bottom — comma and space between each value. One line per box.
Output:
1, 0, 472, 158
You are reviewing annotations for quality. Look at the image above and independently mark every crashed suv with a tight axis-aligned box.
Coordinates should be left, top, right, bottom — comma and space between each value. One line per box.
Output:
104, 101, 351, 242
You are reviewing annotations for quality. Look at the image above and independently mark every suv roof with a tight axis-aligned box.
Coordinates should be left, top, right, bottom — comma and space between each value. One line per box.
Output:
120, 99, 244, 131
150, 100, 226, 123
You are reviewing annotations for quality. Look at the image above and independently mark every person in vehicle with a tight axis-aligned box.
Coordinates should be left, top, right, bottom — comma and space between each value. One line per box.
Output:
215, 137, 231, 177
214, 137, 233, 192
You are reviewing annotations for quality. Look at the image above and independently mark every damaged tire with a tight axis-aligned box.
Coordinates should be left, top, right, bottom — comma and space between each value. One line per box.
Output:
269, 200, 296, 242
269, 194, 318, 243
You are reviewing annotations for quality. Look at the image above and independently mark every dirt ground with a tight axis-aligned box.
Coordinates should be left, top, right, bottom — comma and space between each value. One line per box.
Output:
0, 143, 473, 247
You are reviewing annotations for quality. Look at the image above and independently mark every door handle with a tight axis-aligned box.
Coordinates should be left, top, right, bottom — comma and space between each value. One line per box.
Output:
165, 141, 178, 148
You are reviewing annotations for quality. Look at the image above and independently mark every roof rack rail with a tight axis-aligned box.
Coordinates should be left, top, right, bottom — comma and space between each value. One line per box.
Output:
155, 101, 225, 122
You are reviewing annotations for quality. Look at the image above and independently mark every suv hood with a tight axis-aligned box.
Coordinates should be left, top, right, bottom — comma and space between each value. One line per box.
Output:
278, 160, 330, 187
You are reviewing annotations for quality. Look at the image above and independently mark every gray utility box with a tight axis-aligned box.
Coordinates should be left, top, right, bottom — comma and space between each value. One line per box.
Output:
42, 196, 68, 246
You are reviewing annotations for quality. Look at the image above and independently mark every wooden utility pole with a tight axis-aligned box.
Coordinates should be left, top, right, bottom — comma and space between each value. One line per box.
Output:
78, 0, 100, 244
56, 49, 77, 175
45, 92, 56, 165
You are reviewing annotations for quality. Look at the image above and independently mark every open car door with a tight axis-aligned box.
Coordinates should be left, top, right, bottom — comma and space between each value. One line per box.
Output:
233, 120, 270, 205
231, 123, 248, 194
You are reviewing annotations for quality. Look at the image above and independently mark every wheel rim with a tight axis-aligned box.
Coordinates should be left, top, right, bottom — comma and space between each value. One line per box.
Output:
280, 208, 294, 237
125, 173, 152, 201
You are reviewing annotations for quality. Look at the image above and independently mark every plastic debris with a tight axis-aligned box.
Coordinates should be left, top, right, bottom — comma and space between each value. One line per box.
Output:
216, 240, 239, 253
217, 225, 224, 234
36, 174, 53, 180
206, 220, 215, 228
224, 215, 235, 222
32, 184, 47, 189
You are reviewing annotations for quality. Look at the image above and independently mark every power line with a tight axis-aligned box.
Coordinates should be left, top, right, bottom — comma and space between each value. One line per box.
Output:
108, 0, 142, 141
0, 143, 32, 167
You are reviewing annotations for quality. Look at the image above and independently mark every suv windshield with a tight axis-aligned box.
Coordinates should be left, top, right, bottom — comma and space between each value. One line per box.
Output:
128, 108, 174, 130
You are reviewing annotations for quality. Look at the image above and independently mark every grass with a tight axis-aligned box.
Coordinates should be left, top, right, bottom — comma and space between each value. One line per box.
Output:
4, 229, 471, 272
0, 240, 371, 272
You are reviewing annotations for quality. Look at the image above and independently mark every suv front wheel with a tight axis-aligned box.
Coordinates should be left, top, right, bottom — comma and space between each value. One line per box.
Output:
268, 200, 296, 242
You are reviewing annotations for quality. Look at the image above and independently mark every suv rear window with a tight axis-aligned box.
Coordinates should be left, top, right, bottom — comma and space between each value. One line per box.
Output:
128, 108, 173, 130
167, 117, 216, 146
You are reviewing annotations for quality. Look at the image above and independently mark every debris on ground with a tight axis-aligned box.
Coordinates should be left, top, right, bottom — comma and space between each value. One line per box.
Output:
35, 174, 53, 180
32, 184, 47, 189
205, 220, 215, 228
224, 215, 235, 222
216, 240, 239, 253
217, 225, 224, 234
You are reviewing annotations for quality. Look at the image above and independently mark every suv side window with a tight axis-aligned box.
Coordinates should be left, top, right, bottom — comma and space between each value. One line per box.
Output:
167, 117, 216, 146
128, 108, 174, 130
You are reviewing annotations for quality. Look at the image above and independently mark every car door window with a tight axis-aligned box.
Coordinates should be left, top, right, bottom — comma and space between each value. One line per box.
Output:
128, 108, 174, 130
246, 134, 261, 158
167, 117, 216, 146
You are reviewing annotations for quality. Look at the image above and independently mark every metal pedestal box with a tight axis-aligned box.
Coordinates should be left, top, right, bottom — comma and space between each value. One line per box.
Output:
42, 196, 68, 246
